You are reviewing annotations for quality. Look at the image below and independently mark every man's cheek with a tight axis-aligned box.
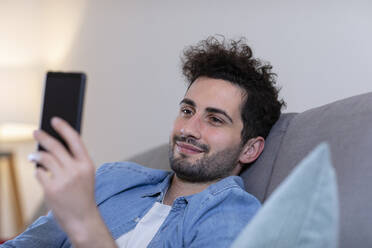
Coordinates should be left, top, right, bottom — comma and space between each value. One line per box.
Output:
172, 117, 184, 132
207, 132, 235, 150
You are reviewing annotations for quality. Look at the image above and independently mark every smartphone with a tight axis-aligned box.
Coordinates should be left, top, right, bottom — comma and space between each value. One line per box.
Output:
38, 72, 86, 156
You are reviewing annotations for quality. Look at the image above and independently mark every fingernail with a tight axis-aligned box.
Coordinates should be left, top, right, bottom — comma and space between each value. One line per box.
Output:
51, 117, 60, 126
28, 153, 41, 162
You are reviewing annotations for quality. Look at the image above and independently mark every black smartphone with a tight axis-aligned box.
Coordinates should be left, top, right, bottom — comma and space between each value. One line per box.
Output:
38, 72, 86, 156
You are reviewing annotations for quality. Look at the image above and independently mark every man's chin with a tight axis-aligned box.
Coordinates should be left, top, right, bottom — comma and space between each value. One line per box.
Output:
173, 150, 204, 162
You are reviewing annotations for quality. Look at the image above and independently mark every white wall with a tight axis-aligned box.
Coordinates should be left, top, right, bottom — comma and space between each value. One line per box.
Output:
56, 0, 372, 165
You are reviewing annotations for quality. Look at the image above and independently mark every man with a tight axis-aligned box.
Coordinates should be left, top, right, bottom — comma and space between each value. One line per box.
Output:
1, 36, 284, 247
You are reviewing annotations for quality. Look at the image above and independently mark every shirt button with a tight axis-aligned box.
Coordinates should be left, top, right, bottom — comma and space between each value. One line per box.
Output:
134, 217, 140, 223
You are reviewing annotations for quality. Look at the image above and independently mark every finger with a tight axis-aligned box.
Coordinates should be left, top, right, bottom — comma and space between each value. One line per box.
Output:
28, 152, 62, 176
34, 129, 73, 167
51, 117, 88, 160
35, 167, 52, 188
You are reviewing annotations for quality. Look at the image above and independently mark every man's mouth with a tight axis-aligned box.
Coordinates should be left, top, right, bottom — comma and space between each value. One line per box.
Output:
175, 141, 205, 155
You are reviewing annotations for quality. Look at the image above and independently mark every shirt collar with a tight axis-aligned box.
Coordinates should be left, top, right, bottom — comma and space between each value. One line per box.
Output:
184, 175, 245, 201
141, 172, 174, 200
141, 173, 244, 203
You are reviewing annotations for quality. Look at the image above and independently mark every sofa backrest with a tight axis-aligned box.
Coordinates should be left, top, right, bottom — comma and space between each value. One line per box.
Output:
239, 113, 296, 202
247, 92, 372, 248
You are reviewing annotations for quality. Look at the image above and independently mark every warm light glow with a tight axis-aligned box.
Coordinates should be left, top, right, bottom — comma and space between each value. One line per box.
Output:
0, 0, 88, 134
0, 1, 87, 67
0, 123, 37, 142
42, 0, 88, 67
0, 66, 43, 125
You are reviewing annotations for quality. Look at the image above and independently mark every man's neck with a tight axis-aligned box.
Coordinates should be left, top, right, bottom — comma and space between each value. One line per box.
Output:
162, 175, 216, 206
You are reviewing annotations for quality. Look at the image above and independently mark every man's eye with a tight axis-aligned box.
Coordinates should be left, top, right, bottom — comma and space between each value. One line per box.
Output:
209, 116, 223, 125
181, 108, 192, 115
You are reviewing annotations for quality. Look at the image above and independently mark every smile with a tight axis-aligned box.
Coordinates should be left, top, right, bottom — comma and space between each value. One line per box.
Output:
175, 142, 205, 155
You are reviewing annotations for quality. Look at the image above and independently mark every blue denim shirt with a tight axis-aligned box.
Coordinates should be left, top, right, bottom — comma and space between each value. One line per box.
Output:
2, 162, 260, 248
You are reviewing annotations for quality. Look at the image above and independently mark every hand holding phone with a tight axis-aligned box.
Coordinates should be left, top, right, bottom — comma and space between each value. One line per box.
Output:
29, 72, 115, 246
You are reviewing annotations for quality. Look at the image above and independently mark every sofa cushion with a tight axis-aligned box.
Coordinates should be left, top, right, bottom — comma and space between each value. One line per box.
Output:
128, 144, 170, 171
266, 92, 372, 248
231, 143, 339, 248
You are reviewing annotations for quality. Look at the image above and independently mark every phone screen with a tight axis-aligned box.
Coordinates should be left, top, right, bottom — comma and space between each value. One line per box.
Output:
38, 72, 86, 152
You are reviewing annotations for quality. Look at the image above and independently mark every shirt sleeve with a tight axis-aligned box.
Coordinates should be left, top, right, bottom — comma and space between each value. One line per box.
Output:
0, 212, 69, 248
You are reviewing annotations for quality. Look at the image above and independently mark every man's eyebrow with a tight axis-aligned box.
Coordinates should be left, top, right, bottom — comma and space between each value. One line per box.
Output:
205, 107, 234, 124
179, 98, 195, 107
180, 98, 234, 124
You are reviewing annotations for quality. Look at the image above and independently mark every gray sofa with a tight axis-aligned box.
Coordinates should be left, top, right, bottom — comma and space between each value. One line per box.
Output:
129, 92, 372, 248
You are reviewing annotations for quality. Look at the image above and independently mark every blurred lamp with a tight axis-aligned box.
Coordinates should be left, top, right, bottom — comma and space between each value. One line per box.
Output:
0, 123, 36, 142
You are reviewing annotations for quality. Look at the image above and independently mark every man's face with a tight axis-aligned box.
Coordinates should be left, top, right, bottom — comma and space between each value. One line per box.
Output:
169, 77, 246, 183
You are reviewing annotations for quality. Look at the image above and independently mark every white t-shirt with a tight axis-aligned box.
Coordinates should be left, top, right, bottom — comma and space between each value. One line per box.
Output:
115, 202, 171, 248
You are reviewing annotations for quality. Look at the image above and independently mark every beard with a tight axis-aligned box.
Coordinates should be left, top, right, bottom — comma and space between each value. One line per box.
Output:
168, 135, 243, 183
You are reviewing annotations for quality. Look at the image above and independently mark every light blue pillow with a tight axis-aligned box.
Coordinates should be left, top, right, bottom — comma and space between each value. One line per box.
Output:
231, 143, 339, 248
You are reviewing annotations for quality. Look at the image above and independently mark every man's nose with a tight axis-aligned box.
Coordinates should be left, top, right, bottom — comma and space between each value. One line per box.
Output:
181, 115, 202, 139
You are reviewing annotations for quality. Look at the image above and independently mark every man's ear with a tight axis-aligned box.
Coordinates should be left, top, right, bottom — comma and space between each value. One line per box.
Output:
239, 136, 265, 164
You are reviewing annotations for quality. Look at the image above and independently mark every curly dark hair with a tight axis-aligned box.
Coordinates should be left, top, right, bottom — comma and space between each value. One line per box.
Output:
181, 36, 286, 144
